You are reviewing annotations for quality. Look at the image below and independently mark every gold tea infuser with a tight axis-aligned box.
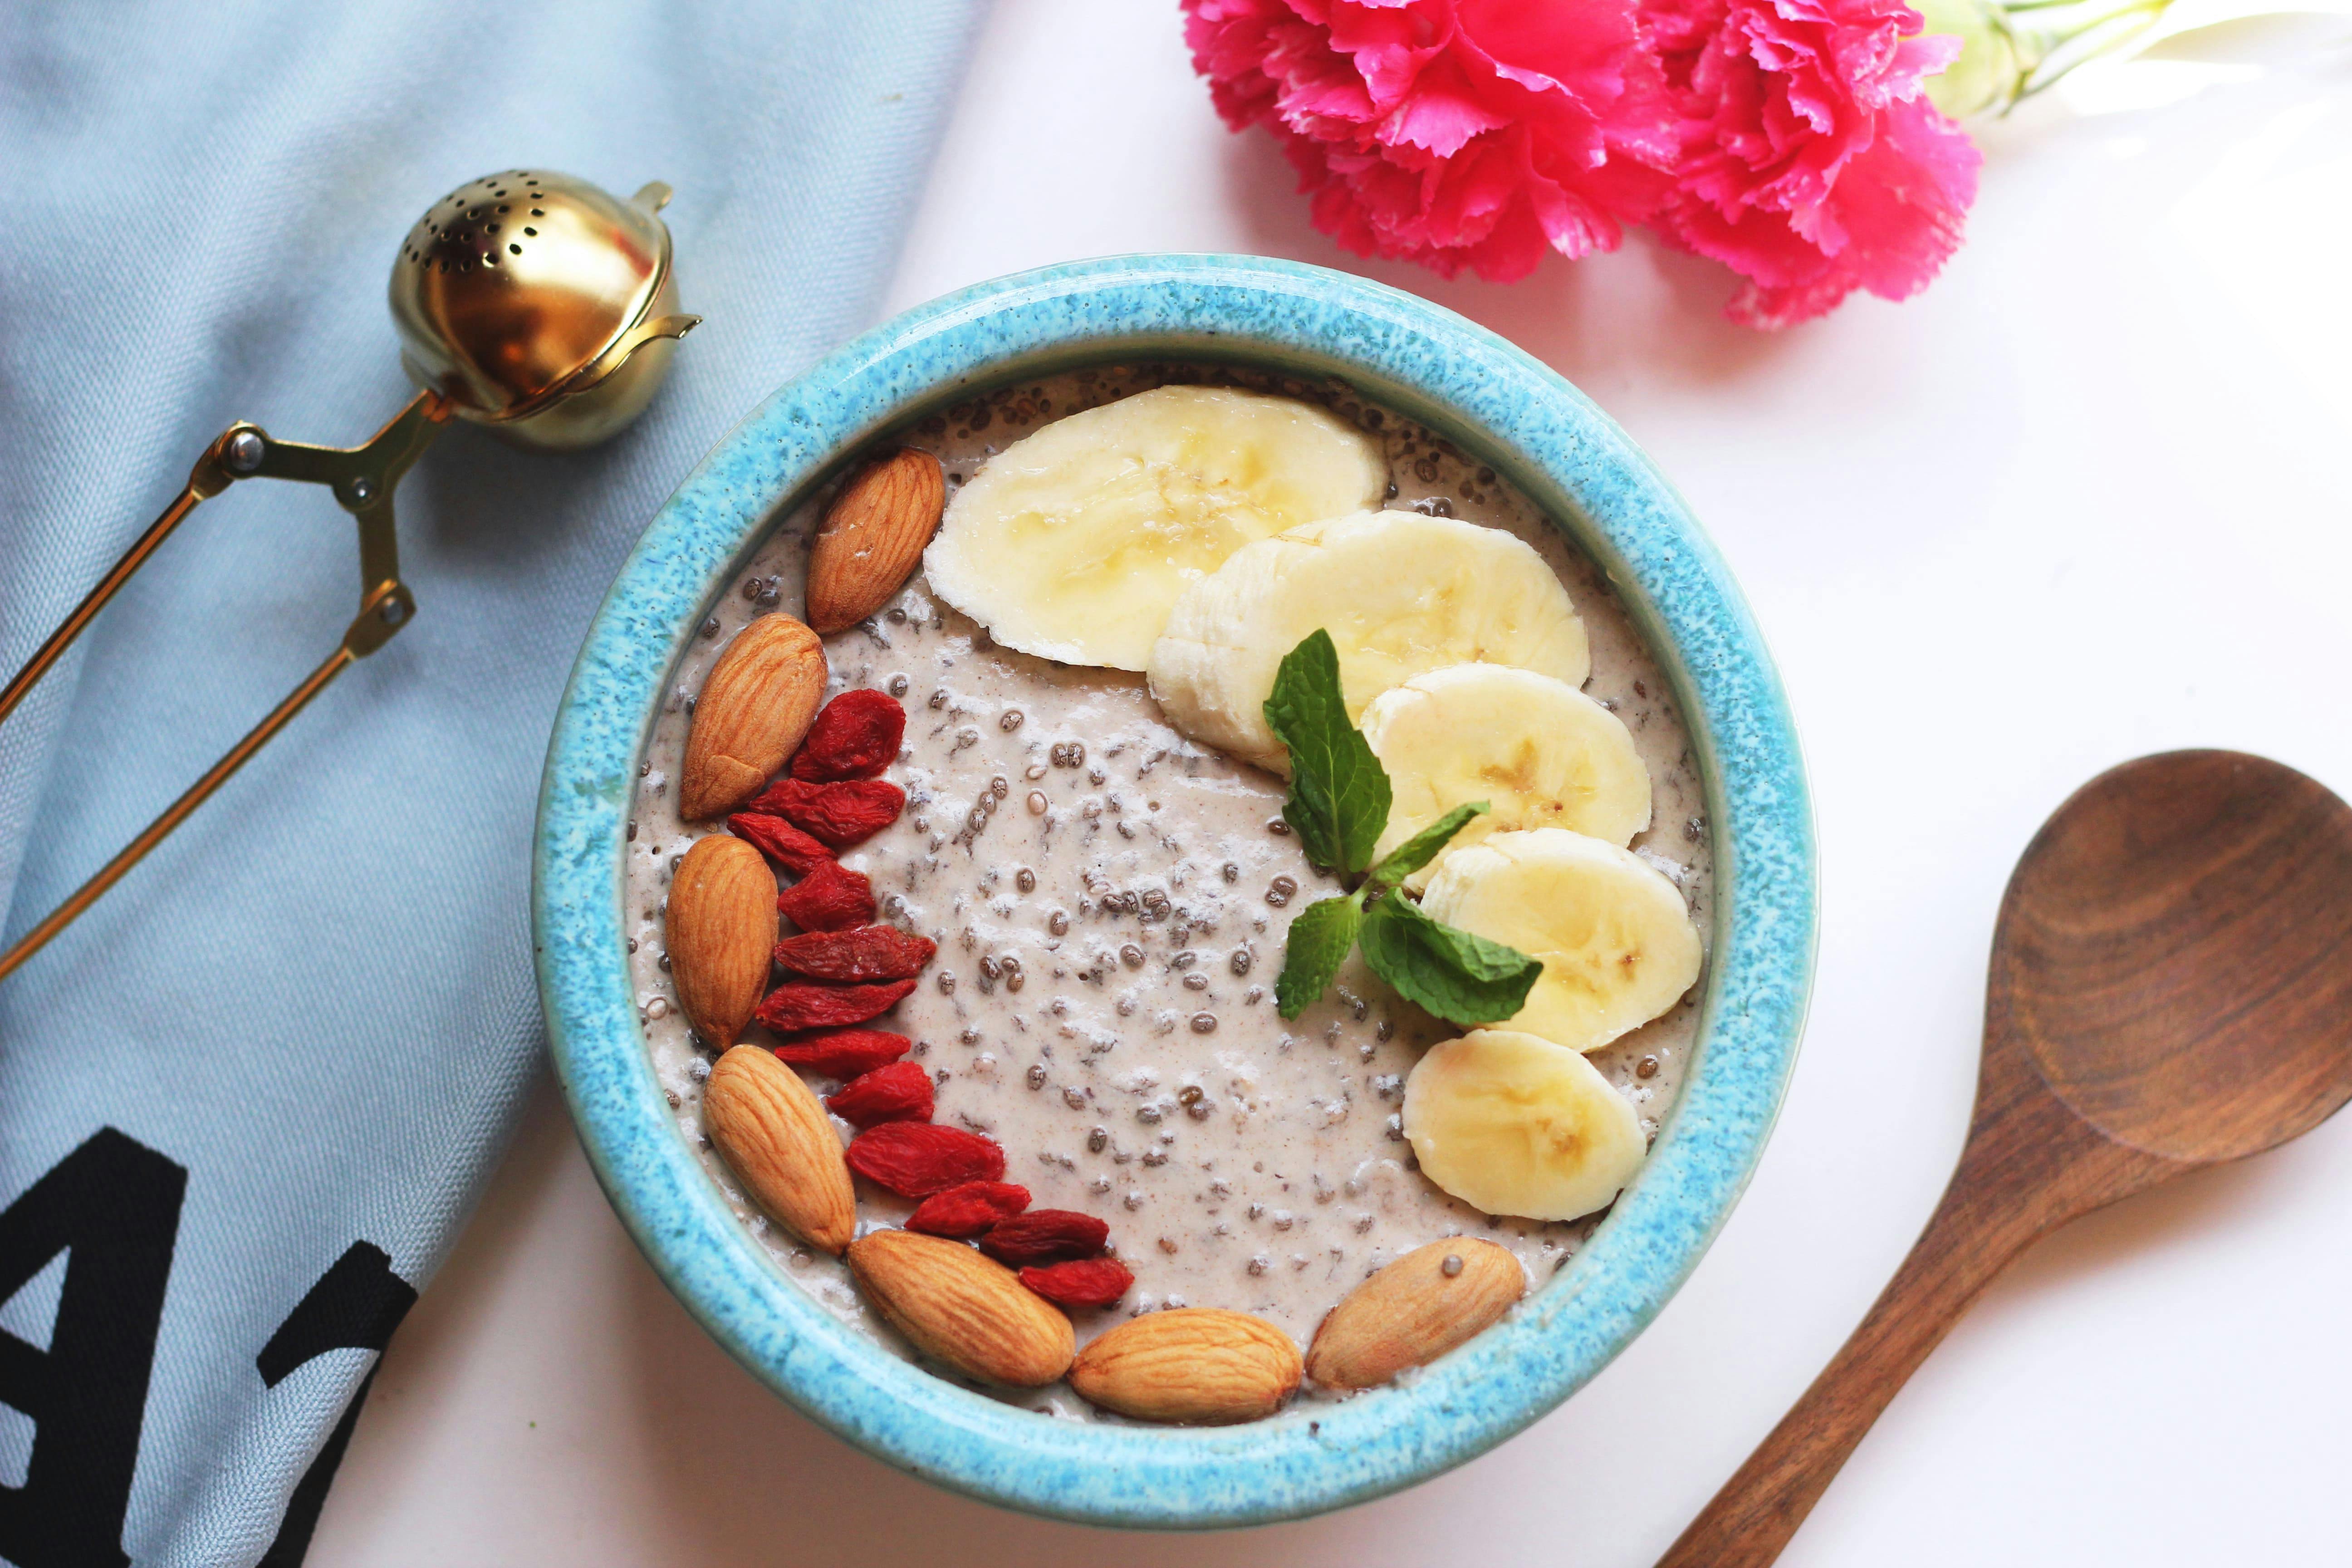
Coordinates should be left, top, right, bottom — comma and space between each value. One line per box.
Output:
0, 170, 700, 982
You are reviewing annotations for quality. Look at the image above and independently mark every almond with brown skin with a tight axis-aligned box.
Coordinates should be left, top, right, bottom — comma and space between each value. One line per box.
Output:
665, 836, 777, 1050
679, 613, 826, 819
704, 1045, 856, 1255
1305, 1238, 1525, 1391
1068, 1308, 1301, 1424
806, 449, 945, 635
848, 1229, 1075, 1387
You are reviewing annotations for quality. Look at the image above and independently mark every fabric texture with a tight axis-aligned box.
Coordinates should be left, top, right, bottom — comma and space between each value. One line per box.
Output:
0, 3, 983, 1562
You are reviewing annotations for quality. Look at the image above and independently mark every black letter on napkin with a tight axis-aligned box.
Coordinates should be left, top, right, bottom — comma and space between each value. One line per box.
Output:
255, 1241, 417, 1567
0, 1127, 188, 1568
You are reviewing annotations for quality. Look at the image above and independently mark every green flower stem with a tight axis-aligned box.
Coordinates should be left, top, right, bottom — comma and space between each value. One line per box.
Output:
1917, 0, 2177, 118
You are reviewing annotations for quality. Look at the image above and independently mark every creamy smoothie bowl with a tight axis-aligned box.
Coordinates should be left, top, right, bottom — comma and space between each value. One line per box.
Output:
533, 255, 1815, 1526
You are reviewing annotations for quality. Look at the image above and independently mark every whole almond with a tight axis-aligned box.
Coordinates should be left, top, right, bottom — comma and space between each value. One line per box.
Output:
805, 450, 945, 634
1305, 1238, 1525, 1391
665, 836, 777, 1050
704, 1045, 855, 1255
1068, 1308, 1301, 1425
679, 613, 827, 819
848, 1229, 1075, 1387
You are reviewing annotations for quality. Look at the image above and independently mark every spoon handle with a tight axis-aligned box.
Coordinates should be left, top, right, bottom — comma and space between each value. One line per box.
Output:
1656, 1087, 2158, 1568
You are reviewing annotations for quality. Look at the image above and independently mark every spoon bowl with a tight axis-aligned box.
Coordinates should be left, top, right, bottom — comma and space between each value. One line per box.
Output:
1663, 749, 2352, 1567
1998, 750, 2352, 1162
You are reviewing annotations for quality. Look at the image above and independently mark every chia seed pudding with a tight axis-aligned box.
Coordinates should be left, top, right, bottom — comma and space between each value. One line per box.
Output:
626, 363, 1712, 1417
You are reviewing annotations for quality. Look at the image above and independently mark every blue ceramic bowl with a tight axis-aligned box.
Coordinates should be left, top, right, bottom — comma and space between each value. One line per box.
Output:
534, 255, 1816, 1527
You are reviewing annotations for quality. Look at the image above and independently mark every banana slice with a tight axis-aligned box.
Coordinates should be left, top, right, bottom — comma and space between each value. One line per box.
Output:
921, 386, 1386, 671
1362, 663, 1650, 889
1418, 828, 1700, 1053
1403, 1029, 1644, 1221
1147, 510, 1589, 774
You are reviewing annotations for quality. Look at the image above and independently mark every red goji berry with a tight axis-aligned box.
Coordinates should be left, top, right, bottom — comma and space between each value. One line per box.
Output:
845, 1122, 1006, 1197
978, 1209, 1109, 1266
754, 976, 916, 1033
772, 924, 935, 981
824, 1060, 933, 1127
789, 689, 905, 781
769, 1029, 908, 1077
726, 812, 835, 876
905, 1181, 1032, 1238
774, 857, 875, 932
1018, 1258, 1134, 1308
752, 777, 906, 848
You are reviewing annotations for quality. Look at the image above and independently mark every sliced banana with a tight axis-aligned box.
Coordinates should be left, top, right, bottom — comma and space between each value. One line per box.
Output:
1418, 828, 1700, 1054
1362, 663, 1650, 888
1403, 1029, 1644, 1221
921, 386, 1387, 671
1148, 510, 1589, 774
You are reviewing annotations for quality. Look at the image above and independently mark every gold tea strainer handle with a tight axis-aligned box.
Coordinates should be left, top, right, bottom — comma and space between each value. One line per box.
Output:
0, 392, 446, 982
1, 168, 697, 982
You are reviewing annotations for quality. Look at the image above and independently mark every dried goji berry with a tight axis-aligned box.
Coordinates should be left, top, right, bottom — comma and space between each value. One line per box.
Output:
774, 857, 875, 931
726, 812, 835, 876
977, 1209, 1109, 1266
1018, 1258, 1134, 1308
824, 1060, 933, 1127
789, 689, 905, 782
773, 924, 935, 981
754, 976, 916, 1033
845, 1122, 1006, 1197
769, 1028, 908, 1077
753, 777, 906, 848
905, 1181, 1032, 1238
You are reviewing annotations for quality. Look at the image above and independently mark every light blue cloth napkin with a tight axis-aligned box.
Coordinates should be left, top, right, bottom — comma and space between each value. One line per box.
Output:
0, 4, 983, 1561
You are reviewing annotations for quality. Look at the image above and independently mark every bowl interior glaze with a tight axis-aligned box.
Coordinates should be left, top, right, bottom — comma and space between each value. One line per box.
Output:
532, 255, 1816, 1528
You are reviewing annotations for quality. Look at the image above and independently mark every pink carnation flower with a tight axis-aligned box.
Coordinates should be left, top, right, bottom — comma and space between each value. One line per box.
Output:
1182, 0, 1677, 283
1643, 0, 1982, 326
1185, 0, 1986, 326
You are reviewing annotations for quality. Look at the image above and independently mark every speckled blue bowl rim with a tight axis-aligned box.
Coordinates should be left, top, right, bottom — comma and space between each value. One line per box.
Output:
533, 255, 1816, 1529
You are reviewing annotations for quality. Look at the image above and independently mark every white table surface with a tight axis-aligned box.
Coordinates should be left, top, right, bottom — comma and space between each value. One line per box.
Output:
309, 5, 2352, 1563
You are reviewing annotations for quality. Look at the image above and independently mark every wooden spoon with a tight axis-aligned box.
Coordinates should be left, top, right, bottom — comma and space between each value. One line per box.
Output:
1660, 749, 2352, 1568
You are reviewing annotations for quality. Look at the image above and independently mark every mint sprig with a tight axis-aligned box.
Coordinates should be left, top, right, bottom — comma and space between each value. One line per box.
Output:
1358, 892, 1541, 1024
1273, 893, 1361, 1019
1262, 631, 1389, 875
1262, 632, 1541, 1026
1367, 801, 1487, 891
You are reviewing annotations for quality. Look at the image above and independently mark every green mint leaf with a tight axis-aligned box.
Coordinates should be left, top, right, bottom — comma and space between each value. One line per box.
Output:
1357, 893, 1542, 1028
1262, 630, 1390, 876
1367, 801, 1489, 890
1274, 892, 1363, 1020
